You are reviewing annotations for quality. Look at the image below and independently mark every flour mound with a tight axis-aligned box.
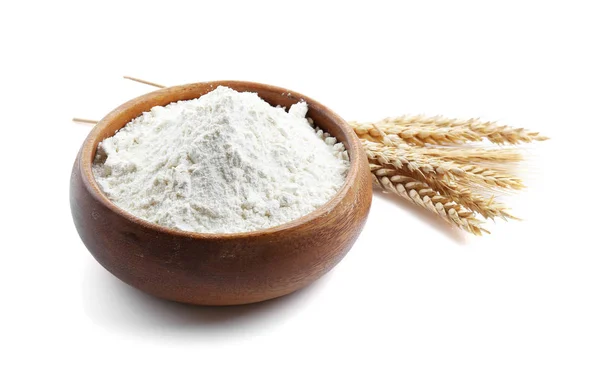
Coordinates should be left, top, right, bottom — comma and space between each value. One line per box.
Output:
92, 86, 349, 233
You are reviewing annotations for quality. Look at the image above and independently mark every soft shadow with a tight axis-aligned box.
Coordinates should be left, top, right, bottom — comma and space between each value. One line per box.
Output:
374, 190, 468, 244
82, 260, 330, 339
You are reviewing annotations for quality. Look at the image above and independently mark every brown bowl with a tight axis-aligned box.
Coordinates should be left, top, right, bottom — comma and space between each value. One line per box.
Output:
70, 81, 372, 306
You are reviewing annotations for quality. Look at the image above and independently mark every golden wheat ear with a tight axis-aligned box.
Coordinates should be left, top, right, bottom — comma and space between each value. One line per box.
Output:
350, 115, 548, 145
413, 146, 523, 163
371, 164, 488, 235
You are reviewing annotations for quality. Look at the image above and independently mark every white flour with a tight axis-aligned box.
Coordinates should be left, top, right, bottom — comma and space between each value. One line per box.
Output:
93, 86, 349, 233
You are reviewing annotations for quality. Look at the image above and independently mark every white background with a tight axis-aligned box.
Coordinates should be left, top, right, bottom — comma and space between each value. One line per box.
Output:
1, 1, 598, 369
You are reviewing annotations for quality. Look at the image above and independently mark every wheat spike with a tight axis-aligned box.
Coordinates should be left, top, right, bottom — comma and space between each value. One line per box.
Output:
350, 115, 548, 145
409, 116, 549, 144
423, 175, 516, 220
388, 115, 549, 144
371, 164, 487, 235
414, 146, 523, 163
456, 164, 523, 189
351, 119, 480, 145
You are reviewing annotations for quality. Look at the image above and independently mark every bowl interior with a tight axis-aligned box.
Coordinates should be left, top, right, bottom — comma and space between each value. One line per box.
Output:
80, 81, 363, 239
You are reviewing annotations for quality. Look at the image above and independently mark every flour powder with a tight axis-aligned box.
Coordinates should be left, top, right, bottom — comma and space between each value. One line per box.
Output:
92, 86, 349, 233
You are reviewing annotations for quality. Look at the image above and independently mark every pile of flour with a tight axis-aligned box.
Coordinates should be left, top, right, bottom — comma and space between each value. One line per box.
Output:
93, 86, 349, 233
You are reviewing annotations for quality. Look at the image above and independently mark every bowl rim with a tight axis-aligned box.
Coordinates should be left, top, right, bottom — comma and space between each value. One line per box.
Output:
79, 80, 363, 240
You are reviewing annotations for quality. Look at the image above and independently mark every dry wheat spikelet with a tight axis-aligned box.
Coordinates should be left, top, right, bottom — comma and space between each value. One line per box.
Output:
371, 164, 487, 235
350, 115, 548, 145
456, 164, 523, 189
419, 173, 515, 220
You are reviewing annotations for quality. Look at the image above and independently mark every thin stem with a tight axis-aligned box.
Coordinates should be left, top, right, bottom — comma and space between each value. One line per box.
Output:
72, 118, 98, 124
73, 76, 165, 125
123, 76, 166, 88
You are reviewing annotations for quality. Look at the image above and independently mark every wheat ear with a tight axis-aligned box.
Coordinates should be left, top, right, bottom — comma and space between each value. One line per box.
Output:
422, 175, 515, 220
413, 146, 523, 163
352, 120, 480, 145
371, 164, 487, 235
350, 115, 548, 145
407, 116, 549, 144
362, 139, 523, 190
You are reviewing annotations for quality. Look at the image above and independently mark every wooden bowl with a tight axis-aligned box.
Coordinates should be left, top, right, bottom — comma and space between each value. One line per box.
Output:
70, 81, 372, 306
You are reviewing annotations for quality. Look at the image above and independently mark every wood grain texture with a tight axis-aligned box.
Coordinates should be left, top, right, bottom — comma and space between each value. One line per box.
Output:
70, 81, 372, 306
